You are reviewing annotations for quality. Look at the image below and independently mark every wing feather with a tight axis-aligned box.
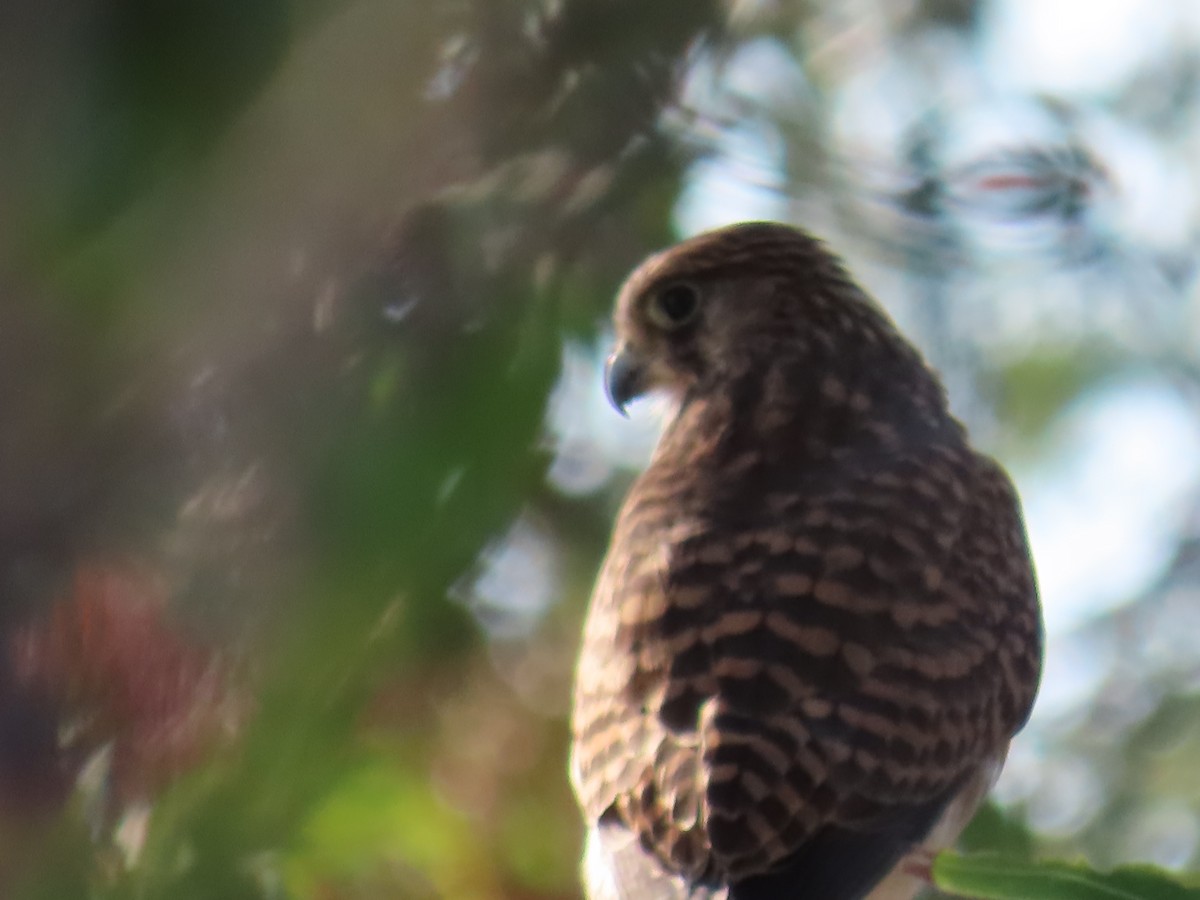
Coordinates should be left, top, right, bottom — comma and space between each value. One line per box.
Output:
571, 441, 1040, 894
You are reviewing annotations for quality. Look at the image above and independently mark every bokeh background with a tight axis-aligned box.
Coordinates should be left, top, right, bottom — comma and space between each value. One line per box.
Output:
2, 0, 1200, 897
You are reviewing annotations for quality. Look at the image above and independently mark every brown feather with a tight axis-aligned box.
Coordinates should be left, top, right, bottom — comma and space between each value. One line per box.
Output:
571, 222, 1042, 897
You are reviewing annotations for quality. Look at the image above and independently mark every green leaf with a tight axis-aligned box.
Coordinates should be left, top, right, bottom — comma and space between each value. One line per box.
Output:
957, 802, 1037, 859
934, 852, 1200, 900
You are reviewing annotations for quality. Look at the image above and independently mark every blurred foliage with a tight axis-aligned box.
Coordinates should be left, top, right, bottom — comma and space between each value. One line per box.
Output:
934, 853, 1200, 899
2, 1, 716, 896
1, 0, 1199, 898
959, 801, 1038, 860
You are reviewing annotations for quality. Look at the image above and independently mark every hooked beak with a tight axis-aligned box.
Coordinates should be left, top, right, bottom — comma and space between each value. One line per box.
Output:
603, 344, 645, 417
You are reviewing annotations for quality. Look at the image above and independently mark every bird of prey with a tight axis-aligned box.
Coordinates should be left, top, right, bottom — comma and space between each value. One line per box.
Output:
570, 222, 1042, 900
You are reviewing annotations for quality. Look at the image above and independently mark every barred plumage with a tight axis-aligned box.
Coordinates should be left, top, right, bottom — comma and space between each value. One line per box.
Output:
570, 223, 1042, 900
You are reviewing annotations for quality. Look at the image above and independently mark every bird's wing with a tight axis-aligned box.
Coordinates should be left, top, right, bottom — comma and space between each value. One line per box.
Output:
571, 444, 1040, 897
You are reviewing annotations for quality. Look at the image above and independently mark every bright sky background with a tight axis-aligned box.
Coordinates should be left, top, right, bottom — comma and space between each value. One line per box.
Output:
544, 0, 1200, 741
499, 0, 1200, 866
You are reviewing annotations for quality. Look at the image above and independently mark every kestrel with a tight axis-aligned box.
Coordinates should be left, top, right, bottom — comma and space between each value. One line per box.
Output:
570, 222, 1042, 900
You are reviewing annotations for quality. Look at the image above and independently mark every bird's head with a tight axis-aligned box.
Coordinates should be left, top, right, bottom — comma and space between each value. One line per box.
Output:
605, 222, 911, 416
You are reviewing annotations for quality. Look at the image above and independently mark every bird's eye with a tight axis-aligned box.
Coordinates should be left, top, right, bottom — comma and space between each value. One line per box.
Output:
647, 283, 700, 329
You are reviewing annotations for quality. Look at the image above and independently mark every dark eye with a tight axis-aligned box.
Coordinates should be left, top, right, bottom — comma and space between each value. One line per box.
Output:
648, 283, 700, 329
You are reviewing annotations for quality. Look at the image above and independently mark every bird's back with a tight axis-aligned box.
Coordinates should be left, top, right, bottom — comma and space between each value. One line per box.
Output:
572, 395, 1039, 899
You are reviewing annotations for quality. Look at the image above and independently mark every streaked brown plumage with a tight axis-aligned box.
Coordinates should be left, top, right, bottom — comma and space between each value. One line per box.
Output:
570, 222, 1042, 900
